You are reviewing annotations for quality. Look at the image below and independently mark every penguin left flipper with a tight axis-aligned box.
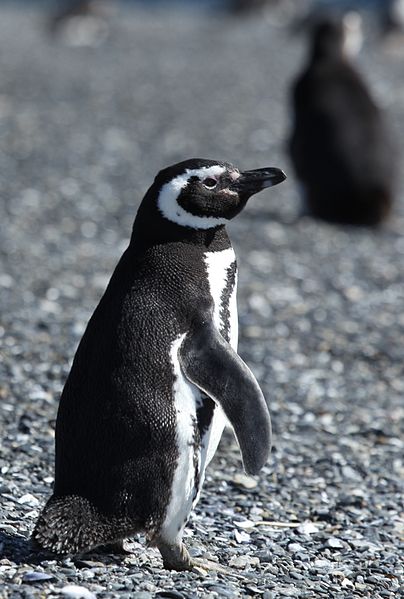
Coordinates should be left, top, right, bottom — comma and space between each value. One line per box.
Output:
179, 322, 272, 476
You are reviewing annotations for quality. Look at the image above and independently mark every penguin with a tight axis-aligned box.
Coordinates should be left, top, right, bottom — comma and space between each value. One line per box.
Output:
289, 15, 396, 225
381, 0, 404, 39
33, 158, 286, 571
47, 0, 110, 47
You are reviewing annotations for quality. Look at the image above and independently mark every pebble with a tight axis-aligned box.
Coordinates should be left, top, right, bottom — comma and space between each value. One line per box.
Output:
60, 585, 97, 599
234, 529, 251, 544
228, 555, 260, 568
22, 571, 54, 583
17, 494, 39, 507
206, 586, 237, 598
233, 519, 255, 529
326, 538, 345, 549
232, 474, 258, 489
297, 522, 320, 535
294, 552, 311, 562
288, 543, 305, 553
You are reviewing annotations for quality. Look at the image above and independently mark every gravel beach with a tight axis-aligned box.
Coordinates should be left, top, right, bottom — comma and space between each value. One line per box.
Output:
0, 3, 403, 598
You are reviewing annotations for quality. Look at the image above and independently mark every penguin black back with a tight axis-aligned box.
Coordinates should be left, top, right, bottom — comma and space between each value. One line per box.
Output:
289, 17, 396, 226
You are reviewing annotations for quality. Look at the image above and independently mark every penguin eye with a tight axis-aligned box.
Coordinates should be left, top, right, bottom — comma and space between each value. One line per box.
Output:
202, 177, 218, 189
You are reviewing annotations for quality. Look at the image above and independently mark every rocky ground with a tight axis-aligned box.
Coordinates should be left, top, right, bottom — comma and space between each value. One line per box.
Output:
0, 3, 403, 598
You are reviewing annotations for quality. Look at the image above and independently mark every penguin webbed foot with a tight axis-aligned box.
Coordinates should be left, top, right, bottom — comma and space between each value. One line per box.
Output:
157, 541, 228, 574
157, 540, 193, 571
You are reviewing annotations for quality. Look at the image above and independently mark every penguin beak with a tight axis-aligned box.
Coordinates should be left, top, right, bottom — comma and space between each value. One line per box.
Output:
230, 167, 286, 196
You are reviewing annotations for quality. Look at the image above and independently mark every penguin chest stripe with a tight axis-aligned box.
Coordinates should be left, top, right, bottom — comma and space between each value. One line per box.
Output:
203, 248, 237, 336
160, 334, 200, 543
195, 248, 238, 479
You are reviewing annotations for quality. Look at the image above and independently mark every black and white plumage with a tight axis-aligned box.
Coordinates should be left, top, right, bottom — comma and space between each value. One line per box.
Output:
33, 158, 286, 571
289, 17, 396, 226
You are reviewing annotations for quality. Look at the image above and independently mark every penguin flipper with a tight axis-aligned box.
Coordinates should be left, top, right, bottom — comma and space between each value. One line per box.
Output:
178, 322, 272, 475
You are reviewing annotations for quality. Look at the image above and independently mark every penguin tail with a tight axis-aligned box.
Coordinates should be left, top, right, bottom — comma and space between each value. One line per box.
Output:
32, 494, 134, 555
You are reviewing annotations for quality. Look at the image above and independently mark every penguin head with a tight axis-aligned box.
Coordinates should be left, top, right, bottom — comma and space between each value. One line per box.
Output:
311, 13, 363, 61
311, 18, 344, 60
150, 158, 286, 230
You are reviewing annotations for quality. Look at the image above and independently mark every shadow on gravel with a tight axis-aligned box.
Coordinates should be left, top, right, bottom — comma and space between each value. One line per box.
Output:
0, 530, 40, 565
0, 530, 138, 567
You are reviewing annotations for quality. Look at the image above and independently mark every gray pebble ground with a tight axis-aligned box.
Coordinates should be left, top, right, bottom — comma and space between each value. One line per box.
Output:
0, 2, 403, 598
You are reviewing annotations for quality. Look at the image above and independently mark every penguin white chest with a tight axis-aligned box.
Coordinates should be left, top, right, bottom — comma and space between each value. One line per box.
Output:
160, 248, 238, 546
201, 247, 238, 465
203, 247, 238, 348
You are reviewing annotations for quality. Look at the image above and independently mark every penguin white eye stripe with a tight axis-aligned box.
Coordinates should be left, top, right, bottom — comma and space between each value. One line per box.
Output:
157, 165, 228, 229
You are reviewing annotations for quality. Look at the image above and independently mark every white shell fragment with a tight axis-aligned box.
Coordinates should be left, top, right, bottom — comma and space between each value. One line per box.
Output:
60, 585, 97, 599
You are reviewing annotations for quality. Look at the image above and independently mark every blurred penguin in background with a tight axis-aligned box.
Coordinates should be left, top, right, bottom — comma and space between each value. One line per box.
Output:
381, 0, 404, 39
289, 14, 396, 226
48, 0, 111, 47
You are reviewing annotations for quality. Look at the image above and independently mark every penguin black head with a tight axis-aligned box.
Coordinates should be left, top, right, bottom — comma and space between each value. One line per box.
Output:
144, 158, 286, 231
311, 13, 363, 61
312, 19, 344, 60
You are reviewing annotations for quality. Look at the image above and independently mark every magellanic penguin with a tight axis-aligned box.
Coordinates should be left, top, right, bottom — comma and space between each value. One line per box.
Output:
289, 16, 396, 225
33, 158, 286, 571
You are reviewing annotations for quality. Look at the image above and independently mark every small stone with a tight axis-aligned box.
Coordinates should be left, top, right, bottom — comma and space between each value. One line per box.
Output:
228, 555, 259, 568
60, 585, 97, 599
74, 560, 105, 569
289, 571, 304, 580
263, 564, 278, 575
297, 521, 319, 535
314, 559, 332, 570
206, 586, 237, 598
234, 529, 250, 544
326, 538, 345, 549
294, 552, 310, 562
232, 473, 258, 489
341, 465, 362, 481
288, 543, 305, 553
17, 493, 39, 507
22, 572, 54, 583
256, 549, 273, 564
234, 519, 255, 529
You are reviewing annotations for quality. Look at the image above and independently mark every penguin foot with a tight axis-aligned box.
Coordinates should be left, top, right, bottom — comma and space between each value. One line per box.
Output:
157, 541, 228, 573
157, 541, 193, 571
